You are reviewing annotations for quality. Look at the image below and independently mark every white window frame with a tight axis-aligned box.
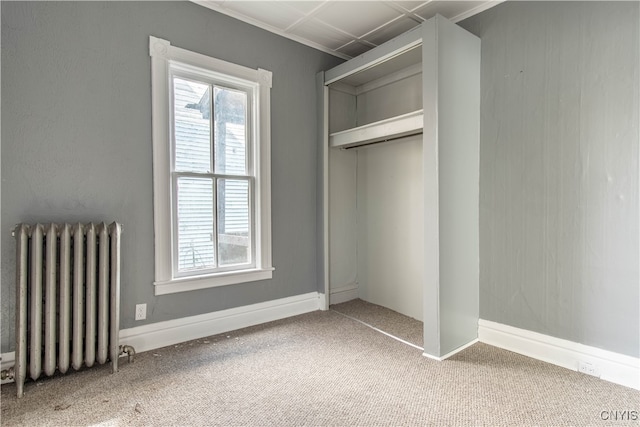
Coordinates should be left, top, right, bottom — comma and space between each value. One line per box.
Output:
150, 36, 273, 296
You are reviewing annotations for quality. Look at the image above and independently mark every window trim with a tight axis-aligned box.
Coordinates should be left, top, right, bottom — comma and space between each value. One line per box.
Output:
150, 36, 273, 296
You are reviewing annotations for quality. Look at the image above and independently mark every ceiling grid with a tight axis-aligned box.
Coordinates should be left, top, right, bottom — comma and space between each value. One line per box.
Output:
191, 0, 502, 59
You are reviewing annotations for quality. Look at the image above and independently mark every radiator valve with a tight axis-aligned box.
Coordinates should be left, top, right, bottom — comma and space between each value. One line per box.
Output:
119, 345, 136, 363
1, 367, 15, 381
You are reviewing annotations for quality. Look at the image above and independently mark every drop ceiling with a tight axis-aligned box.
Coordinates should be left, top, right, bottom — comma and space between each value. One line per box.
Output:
192, 1, 502, 59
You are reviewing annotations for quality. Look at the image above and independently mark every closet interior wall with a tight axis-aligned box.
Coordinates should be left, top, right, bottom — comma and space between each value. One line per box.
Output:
328, 62, 424, 321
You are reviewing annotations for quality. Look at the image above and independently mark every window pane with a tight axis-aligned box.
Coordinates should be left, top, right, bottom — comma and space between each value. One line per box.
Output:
177, 176, 215, 271
217, 179, 250, 266
214, 87, 247, 175
174, 77, 211, 173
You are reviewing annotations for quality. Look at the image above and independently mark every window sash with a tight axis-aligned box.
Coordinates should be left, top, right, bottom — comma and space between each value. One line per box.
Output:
170, 68, 256, 278
172, 172, 255, 277
169, 69, 253, 175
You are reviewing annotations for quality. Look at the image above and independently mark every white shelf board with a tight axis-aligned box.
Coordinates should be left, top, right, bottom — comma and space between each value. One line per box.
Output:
329, 110, 423, 149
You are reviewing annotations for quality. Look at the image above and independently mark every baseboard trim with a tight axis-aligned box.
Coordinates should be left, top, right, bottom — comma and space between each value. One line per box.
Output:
120, 292, 320, 354
479, 319, 640, 390
422, 339, 479, 361
1, 291, 321, 383
329, 284, 358, 305
318, 292, 328, 311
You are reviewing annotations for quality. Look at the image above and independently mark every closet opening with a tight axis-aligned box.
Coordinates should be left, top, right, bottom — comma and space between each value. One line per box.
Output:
326, 42, 424, 350
321, 15, 479, 360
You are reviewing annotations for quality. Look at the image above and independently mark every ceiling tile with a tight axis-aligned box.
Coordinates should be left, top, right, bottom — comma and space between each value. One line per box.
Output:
389, 1, 429, 13
280, 1, 327, 14
314, 1, 402, 37
288, 18, 353, 50
362, 16, 420, 46
221, 1, 305, 30
414, 1, 486, 22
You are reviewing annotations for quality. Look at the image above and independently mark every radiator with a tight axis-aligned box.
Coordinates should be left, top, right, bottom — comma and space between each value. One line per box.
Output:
7, 222, 131, 398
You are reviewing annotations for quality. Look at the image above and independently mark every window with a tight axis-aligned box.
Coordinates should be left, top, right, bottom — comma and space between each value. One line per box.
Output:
150, 36, 273, 295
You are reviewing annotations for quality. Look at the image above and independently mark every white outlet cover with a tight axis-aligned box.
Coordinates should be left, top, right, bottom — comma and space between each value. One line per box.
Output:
135, 304, 147, 321
578, 361, 601, 377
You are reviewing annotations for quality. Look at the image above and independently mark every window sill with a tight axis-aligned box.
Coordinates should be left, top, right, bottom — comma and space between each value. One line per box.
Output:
154, 268, 274, 296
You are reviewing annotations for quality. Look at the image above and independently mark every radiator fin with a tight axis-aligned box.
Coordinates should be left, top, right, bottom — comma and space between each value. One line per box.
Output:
44, 223, 57, 377
29, 224, 43, 381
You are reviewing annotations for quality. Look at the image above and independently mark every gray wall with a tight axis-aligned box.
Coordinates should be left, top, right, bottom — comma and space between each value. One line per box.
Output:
461, 1, 639, 357
1, 1, 342, 353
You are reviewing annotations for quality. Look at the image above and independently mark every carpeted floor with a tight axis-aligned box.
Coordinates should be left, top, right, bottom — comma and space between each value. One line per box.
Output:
1, 305, 639, 426
331, 299, 423, 348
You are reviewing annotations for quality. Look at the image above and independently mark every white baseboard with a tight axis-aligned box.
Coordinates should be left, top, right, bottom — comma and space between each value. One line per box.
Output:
329, 284, 358, 305
1, 292, 321, 383
479, 319, 640, 390
318, 292, 328, 311
422, 339, 479, 361
120, 292, 320, 354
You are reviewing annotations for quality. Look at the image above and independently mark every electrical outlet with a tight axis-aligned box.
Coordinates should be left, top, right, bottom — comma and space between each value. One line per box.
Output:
578, 361, 600, 378
135, 304, 147, 321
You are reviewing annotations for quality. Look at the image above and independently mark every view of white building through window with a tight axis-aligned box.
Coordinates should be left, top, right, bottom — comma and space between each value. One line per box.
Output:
173, 77, 251, 272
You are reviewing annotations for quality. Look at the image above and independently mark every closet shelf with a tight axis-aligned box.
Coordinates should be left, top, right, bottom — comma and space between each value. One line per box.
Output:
329, 110, 423, 149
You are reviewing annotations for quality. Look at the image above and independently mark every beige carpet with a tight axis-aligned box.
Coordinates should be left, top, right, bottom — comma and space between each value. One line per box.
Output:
1, 308, 639, 426
331, 299, 423, 349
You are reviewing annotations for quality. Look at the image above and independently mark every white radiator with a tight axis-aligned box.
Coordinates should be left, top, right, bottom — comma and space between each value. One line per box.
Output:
9, 222, 128, 398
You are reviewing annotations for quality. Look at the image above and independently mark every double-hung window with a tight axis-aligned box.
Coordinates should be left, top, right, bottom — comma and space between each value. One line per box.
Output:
150, 36, 273, 295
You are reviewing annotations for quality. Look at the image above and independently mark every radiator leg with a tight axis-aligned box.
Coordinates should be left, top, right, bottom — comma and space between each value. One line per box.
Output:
15, 224, 29, 398
109, 223, 122, 374
119, 345, 136, 364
